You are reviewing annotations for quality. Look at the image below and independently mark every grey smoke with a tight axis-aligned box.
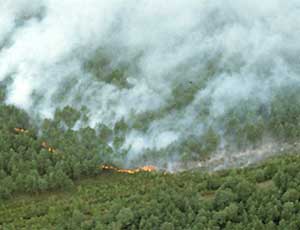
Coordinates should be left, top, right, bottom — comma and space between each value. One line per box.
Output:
0, 0, 300, 159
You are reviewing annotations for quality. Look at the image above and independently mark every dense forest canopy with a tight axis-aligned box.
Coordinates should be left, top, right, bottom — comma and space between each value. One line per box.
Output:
0, 84, 299, 199
2, 153, 300, 229
0, 86, 300, 229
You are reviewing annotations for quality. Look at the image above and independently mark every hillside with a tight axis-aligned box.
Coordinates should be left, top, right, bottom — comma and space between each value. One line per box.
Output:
1, 1, 300, 229
1, 153, 300, 229
1, 100, 300, 229
1, 1, 300, 166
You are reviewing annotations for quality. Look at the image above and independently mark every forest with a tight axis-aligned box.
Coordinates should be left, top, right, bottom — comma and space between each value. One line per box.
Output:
1, 150, 300, 229
0, 81, 300, 200
1, 2, 300, 228
0, 88, 300, 228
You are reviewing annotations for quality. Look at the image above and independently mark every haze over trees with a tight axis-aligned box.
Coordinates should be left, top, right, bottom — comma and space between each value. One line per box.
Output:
1, 0, 300, 163
1, 1, 300, 229
0, 77, 300, 199
1, 86, 300, 229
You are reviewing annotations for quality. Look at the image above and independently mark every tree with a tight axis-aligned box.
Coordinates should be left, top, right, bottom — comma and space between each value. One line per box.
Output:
236, 180, 255, 201
282, 189, 300, 203
213, 189, 237, 210
160, 222, 175, 230
0, 176, 15, 199
116, 207, 134, 227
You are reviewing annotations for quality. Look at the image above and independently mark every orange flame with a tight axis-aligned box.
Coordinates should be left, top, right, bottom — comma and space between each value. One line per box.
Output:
140, 165, 157, 172
101, 165, 117, 170
101, 164, 157, 174
14, 128, 29, 133
41, 141, 57, 153
14, 128, 57, 153
14, 127, 158, 174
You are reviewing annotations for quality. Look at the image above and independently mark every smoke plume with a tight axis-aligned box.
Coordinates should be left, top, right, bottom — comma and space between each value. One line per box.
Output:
1, 0, 300, 163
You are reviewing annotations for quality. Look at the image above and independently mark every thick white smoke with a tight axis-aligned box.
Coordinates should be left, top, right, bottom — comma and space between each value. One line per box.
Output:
0, 0, 300, 159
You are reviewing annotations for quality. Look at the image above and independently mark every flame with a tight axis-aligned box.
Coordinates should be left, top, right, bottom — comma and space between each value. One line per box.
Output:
13, 127, 158, 174
14, 128, 57, 153
101, 165, 117, 170
41, 141, 57, 153
14, 128, 29, 133
101, 164, 157, 174
140, 165, 157, 172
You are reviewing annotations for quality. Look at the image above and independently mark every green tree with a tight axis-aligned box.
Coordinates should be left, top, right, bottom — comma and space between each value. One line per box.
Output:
116, 207, 134, 228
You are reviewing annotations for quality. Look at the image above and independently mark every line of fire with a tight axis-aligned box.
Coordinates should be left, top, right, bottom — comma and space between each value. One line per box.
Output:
101, 165, 157, 174
14, 127, 158, 174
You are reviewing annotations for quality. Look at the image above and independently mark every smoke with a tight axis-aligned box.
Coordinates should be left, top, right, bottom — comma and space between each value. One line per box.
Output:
1, 0, 300, 162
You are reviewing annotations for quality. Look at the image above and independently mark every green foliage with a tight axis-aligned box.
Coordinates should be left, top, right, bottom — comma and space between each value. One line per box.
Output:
1, 153, 300, 229
0, 79, 300, 228
84, 49, 130, 89
116, 207, 135, 227
54, 106, 81, 128
268, 85, 300, 141
0, 103, 119, 198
